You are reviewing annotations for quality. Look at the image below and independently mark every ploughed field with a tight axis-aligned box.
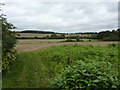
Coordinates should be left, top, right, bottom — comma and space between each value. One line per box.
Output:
3, 44, 119, 88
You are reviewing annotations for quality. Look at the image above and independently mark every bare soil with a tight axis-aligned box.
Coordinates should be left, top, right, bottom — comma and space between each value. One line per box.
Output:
16, 41, 118, 52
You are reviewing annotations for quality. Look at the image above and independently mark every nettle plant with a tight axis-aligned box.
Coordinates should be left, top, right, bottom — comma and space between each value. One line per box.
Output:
50, 59, 120, 89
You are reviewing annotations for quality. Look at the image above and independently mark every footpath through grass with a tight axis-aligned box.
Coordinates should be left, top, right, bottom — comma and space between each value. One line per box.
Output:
2, 44, 119, 88
2, 49, 55, 88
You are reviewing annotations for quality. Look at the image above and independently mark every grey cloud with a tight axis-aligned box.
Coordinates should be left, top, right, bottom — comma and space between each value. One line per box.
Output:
2, 1, 118, 33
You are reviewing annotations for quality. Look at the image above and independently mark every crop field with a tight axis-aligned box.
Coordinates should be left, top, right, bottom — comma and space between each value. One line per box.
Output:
16, 33, 92, 38
16, 39, 118, 52
65, 33, 92, 37
3, 44, 119, 88
16, 33, 51, 37
17, 39, 67, 44
17, 39, 97, 44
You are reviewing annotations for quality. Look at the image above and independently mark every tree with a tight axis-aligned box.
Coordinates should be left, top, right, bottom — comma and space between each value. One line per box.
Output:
96, 29, 119, 41
76, 36, 80, 42
50, 34, 58, 39
51, 34, 57, 37
2, 17, 17, 52
60, 34, 65, 38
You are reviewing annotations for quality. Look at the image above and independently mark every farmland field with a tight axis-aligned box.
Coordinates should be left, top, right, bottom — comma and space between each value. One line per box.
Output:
16, 39, 118, 52
16, 33, 52, 38
3, 35, 120, 88
2, 1, 119, 89
17, 39, 67, 44
3, 44, 119, 88
16, 33, 93, 38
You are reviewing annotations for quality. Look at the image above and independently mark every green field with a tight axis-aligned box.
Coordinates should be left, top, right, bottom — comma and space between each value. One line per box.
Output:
2, 44, 119, 88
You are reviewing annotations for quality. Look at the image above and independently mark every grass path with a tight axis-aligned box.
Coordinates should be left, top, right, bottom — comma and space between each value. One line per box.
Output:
2, 51, 53, 88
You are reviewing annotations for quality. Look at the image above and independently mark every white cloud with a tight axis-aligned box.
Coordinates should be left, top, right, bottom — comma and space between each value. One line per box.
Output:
1, 0, 119, 3
1, 1, 118, 33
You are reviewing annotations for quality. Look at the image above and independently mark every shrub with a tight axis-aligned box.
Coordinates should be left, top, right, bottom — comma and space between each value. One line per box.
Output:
2, 49, 17, 70
2, 16, 17, 71
108, 43, 117, 47
76, 38, 79, 42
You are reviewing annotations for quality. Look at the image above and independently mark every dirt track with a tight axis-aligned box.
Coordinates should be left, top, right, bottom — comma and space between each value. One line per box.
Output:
16, 42, 118, 52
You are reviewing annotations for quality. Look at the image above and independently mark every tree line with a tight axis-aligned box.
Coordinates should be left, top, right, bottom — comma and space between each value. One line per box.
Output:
16, 29, 120, 41
96, 29, 120, 41
18, 30, 55, 34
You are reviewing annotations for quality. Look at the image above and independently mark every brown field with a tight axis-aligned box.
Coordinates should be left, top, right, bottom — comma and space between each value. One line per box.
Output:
16, 40, 118, 52
65, 34, 92, 37
18, 39, 66, 43
16, 33, 93, 38
17, 39, 97, 44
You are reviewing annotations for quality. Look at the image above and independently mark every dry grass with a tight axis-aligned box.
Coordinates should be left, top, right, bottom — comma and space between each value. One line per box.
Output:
18, 39, 66, 42
17, 39, 67, 44
65, 34, 92, 37
16, 33, 93, 38
17, 33, 51, 37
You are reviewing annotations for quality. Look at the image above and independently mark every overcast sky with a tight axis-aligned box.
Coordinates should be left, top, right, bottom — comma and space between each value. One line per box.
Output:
1, 0, 118, 33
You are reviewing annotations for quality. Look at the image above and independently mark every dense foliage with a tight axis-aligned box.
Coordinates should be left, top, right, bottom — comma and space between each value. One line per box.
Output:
48, 44, 119, 89
96, 29, 119, 41
2, 16, 17, 71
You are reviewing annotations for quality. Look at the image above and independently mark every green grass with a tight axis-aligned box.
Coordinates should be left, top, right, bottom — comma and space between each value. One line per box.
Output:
2, 44, 118, 88
3, 51, 55, 88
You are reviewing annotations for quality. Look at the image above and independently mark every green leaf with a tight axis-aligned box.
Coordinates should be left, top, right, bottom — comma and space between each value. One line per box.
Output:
97, 72, 102, 74
93, 80, 100, 83
112, 85, 117, 88
91, 84, 97, 87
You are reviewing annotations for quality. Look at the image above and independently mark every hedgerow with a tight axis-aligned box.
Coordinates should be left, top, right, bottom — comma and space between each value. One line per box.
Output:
2, 16, 17, 71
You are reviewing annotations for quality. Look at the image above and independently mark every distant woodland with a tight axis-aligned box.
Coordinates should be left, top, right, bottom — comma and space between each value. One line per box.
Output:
15, 29, 120, 41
